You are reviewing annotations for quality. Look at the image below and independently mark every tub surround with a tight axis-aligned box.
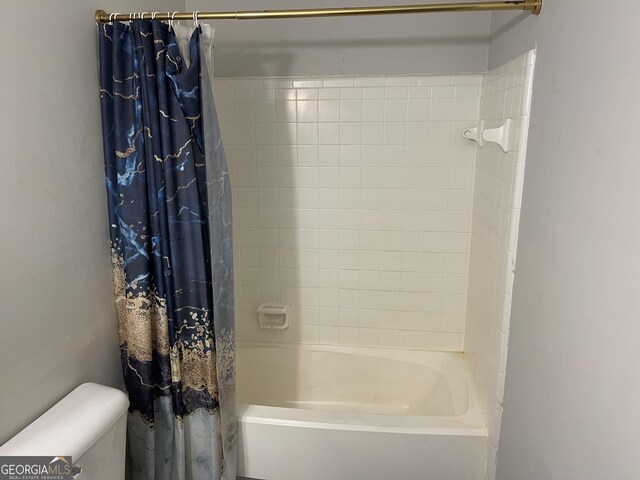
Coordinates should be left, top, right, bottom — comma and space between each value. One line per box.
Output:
463, 50, 536, 480
217, 73, 482, 351
217, 58, 534, 480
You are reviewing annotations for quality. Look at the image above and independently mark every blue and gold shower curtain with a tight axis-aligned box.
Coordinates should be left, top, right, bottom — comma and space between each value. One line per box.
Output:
98, 20, 235, 480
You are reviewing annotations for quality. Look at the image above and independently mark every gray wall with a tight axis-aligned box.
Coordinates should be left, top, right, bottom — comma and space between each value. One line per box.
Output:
490, 2, 640, 479
187, 0, 491, 77
0, 0, 183, 444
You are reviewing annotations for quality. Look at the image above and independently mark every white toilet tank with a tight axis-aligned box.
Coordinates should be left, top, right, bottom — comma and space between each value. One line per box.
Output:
0, 383, 129, 480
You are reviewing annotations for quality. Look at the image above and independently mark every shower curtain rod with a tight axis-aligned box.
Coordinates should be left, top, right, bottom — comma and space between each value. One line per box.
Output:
95, 0, 541, 23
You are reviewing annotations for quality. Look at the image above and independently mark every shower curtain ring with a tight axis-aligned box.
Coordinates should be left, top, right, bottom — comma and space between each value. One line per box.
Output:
140, 12, 147, 20
170, 11, 178, 29
193, 11, 200, 28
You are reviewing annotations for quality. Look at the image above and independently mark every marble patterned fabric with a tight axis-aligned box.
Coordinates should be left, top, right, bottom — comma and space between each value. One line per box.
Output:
98, 20, 235, 480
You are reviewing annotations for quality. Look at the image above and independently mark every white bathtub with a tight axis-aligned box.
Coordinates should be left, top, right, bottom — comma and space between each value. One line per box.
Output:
236, 344, 487, 480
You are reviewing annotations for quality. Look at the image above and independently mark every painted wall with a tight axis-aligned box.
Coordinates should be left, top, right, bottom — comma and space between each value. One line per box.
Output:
0, 0, 183, 444
217, 74, 481, 351
489, 2, 640, 479
187, 0, 491, 77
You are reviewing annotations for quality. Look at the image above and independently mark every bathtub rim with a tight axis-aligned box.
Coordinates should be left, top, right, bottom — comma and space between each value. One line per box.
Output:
236, 343, 487, 437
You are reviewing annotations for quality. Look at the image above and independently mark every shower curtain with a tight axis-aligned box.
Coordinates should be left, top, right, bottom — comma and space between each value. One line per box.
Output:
98, 19, 235, 480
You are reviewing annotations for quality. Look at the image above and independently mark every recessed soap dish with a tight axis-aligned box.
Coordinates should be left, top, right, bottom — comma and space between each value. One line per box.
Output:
257, 303, 289, 329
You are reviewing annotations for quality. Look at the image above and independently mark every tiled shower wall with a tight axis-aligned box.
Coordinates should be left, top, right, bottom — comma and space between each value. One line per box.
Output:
216, 74, 481, 350
462, 50, 536, 480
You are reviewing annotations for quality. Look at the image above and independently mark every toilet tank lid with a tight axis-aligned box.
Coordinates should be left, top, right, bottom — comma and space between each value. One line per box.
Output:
0, 383, 129, 460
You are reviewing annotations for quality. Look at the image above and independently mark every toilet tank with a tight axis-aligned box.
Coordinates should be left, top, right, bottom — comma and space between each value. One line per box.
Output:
0, 383, 129, 480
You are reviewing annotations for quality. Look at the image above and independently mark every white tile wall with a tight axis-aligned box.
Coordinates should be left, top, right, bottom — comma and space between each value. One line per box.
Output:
462, 50, 536, 480
216, 74, 482, 351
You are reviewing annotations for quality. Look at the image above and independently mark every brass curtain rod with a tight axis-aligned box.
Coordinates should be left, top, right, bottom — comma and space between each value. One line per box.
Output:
96, 0, 541, 23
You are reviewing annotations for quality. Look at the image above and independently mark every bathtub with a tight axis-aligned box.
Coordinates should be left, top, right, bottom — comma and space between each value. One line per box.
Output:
236, 344, 487, 480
